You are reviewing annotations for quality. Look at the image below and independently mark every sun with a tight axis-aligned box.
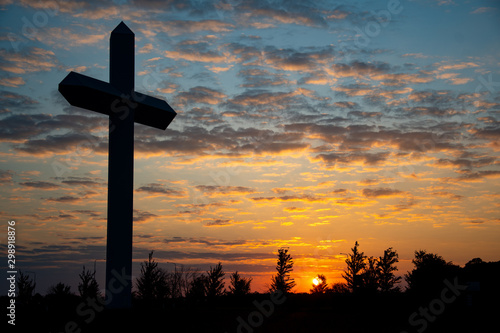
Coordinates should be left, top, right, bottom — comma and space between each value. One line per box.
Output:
312, 278, 320, 286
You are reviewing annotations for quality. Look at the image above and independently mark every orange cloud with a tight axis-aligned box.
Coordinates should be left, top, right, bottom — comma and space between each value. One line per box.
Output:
164, 50, 228, 63
0, 77, 25, 87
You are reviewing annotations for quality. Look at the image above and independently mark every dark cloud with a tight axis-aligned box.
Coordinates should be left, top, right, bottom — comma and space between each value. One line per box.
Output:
284, 123, 348, 143
19, 180, 60, 189
285, 122, 463, 154
435, 157, 496, 170
473, 127, 500, 141
135, 125, 307, 156
58, 214, 76, 219
262, 46, 334, 72
136, 183, 186, 198
330, 60, 389, 77
348, 111, 382, 119
228, 89, 299, 107
163, 236, 246, 246
0, 90, 38, 113
176, 86, 227, 105
316, 152, 390, 167
184, 107, 220, 123
405, 106, 466, 117
454, 170, 500, 182
133, 209, 157, 223
195, 185, 256, 195
204, 219, 234, 227
133, 247, 271, 262
0, 169, 14, 185
362, 188, 405, 198
238, 68, 292, 87
15, 132, 104, 156
63, 236, 104, 242
226, 42, 262, 64
46, 195, 81, 203
73, 210, 102, 218
62, 176, 102, 187
251, 194, 324, 202
0, 114, 53, 142
431, 191, 464, 200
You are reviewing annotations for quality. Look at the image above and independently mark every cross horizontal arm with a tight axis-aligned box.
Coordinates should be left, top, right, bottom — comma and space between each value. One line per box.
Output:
59, 71, 176, 130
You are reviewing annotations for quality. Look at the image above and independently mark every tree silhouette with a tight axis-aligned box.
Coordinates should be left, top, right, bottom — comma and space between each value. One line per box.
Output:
405, 250, 460, 297
78, 264, 101, 300
270, 248, 296, 293
167, 265, 184, 299
342, 241, 366, 293
182, 268, 200, 297
187, 273, 207, 299
229, 271, 252, 296
46, 282, 76, 312
135, 251, 169, 304
205, 262, 226, 298
310, 274, 328, 294
16, 270, 36, 304
47, 282, 73, 296
377, 247, 401, 292
361, 256, 379, 293
330, 282, 349, 294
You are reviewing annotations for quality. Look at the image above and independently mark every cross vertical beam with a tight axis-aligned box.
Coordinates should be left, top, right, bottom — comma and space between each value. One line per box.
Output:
106, 22, 134, 309
58, 21, 177, 310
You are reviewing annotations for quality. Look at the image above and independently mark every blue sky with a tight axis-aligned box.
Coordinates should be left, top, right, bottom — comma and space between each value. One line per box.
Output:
0, 0, 499, 294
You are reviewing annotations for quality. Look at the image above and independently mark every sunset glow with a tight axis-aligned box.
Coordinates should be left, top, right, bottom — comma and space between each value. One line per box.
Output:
0, 0, 499, 295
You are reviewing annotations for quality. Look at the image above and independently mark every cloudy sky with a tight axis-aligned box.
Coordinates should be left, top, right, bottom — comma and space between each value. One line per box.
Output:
0, 0, 499, 294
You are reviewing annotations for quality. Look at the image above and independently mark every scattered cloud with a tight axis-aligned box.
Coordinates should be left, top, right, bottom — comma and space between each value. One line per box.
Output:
362, 188, 405, 198
471, 7, 497, 14
136, 183, 186, 198
20, 181, 60, 189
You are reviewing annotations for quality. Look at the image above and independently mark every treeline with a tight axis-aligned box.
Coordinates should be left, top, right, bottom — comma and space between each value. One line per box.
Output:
13, 248, 296, 306
134, 251, 253, 306
310, 242, 404, 294
8, 244, 500, 332
311, 241, 500, 299
12, 243, 500, 304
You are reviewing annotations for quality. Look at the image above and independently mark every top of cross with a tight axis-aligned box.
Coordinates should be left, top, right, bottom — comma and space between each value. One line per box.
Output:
113, 21, 134, 35
58, 21, 176, 130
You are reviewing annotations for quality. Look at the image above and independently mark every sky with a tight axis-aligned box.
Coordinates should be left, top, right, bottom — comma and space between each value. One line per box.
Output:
0, 0, 499, 295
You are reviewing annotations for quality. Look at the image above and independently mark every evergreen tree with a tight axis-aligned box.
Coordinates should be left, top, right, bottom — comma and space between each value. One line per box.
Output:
362, 256, 379, 293
47, 282, 73, 296
78, 264, 101, 300
342, 241, 366, 293
135, 251, 169, 303
270, 248, 296, 293
16, 270, 36, 303
310, 274, 328, 294
205, 262, 225, 297
377, 247, 402, 292
187, 274, 207, 299
229, 271, 252, 296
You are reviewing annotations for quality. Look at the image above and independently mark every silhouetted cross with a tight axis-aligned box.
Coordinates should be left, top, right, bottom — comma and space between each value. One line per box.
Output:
59, 21, 176, 309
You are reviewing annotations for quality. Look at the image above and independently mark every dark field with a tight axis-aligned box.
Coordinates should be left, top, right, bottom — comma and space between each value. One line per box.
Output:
4, 291, 497, 333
